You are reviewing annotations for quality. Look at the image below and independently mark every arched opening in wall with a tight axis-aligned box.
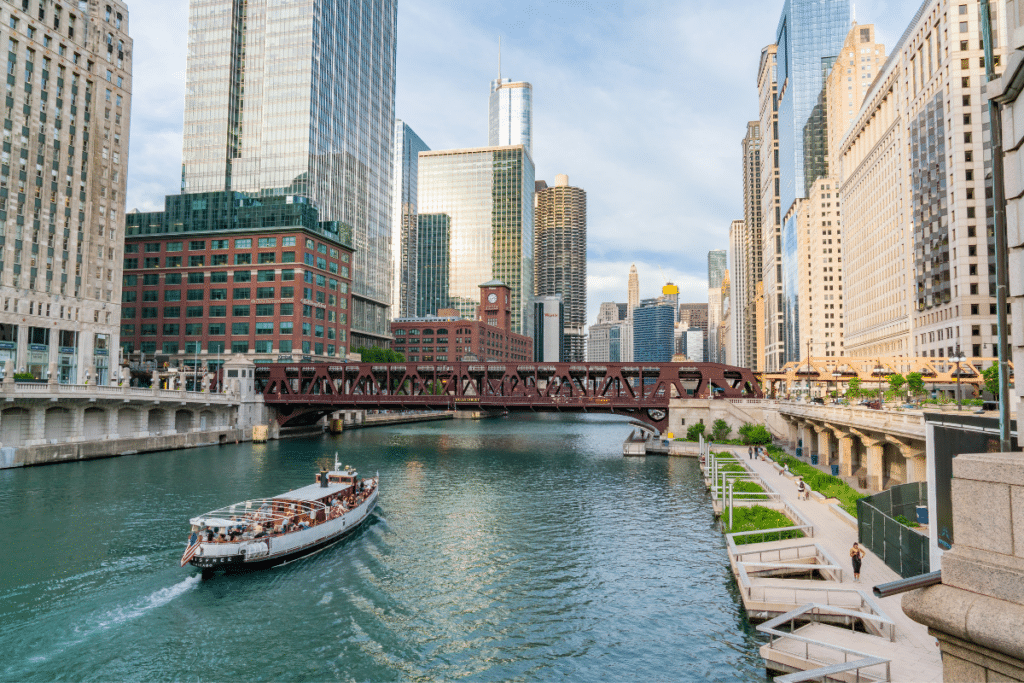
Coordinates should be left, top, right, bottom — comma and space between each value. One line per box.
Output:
44, 407, 72, 442
118, 408, 139, 437
83, 408, 106, 440
199, 411, 214, 431
148, 409, 165, 434
0, 408, 30, 446
175, 410, 193, 434
882, 442, 907, 489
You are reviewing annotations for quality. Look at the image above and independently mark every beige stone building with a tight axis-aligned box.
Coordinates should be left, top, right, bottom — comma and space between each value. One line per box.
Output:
740, 123, 762, 371
839, 0, 1007, 360
0, 0, 132, 383
758, 45, 784, 372
728, 218, 746, 368
826, 24, 885, 175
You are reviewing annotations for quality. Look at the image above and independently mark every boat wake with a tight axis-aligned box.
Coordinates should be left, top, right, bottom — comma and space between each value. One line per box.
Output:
23, 576, 202, 666
94, 575, 202, 629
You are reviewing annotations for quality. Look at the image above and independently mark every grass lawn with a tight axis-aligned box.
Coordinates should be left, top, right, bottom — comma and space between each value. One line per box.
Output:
722, 505, 804, 545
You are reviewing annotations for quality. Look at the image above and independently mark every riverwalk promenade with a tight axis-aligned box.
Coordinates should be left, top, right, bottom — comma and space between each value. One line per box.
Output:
711, 445, 942, 682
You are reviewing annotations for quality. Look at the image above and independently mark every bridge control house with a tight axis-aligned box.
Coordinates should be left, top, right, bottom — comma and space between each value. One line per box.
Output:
122, 192, 353, 370
390, 281, 532, 362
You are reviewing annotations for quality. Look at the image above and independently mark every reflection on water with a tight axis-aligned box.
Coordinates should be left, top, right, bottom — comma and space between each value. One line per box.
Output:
0, 413, 767, 681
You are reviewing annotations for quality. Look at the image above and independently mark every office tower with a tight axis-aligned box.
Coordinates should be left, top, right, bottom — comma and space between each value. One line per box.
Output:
729, 220, 747, 367
392, 121, 430, 319
741, 123, 763, 371
533, 295, 564, 362
707, 250, 727, 362
123, 193, 353, 365
416, 146, 535, 335
627, 264, 639, 317
678, 304, 709, 334
632, 299, 675, 362
589, 301, 630, 362
795, 25, 884, 362
661, 283, 679, 322
535, 175, 587, 361
416, 213, 450, 318
0, 1, 132, 383
775, 0, 850, 364
181, 0, 397, 348
759, 45, 785, 372
489, 78, 533, 156
683, 328, 706, 363
996, 0, 1024, 421
720, 270, 732, 365
838, 1, 1006, 360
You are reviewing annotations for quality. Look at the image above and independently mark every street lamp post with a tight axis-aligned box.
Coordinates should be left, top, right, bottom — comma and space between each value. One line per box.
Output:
874, 361, 885, 407
952, 349, 966, 411
833, 371, 842, 402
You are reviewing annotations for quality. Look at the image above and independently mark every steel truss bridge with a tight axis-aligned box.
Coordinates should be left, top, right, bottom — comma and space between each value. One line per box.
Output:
258, 361, 762, 432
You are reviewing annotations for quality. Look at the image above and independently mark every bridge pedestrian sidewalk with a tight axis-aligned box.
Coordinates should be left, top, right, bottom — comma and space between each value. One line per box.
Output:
718, 445, 942, 682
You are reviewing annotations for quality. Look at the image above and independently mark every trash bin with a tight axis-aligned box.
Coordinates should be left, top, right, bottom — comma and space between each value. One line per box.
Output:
831, 464, 840, 476
916, 505, 929, 525
811, 454, 819, 465
795, 446, 803, 458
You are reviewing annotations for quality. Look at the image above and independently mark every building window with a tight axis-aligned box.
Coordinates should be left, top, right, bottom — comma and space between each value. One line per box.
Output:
258, 270, 275, 282
234, 238, 252, 249
256, 304, 274, 316
256, 322, 274, 335
233, 288, 250, 300
257, 287, 274, 299
209, 306, 227, 317
231, 323, 249, 336
257, 237, 276, 248
208, 323, 225, 335
234, 254, 251, 265
232, 305, 250, 317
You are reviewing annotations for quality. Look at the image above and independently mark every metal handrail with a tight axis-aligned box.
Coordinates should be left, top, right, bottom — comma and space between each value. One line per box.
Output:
873, 571, 941, 598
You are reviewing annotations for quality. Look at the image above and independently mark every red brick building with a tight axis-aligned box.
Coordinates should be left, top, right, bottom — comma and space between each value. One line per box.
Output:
122, 192, 354, 369
390, 281, 532, 362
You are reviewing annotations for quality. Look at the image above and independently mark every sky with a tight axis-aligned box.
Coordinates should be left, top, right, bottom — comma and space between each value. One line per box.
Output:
125, 0, 919, 327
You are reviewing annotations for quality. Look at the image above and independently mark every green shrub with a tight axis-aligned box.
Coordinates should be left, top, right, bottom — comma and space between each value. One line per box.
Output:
711, 418, 731, 442
13, 372, 35, 380
738, 423, 772, 445
723, 505, 804, 545
730, 480, 769, 500
686, 421, 706, 441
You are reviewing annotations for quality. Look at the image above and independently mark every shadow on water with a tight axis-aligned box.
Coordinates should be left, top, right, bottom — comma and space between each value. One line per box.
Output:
0, 413, 769, 681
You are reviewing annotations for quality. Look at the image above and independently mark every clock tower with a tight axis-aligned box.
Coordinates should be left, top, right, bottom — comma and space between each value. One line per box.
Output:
479, 280, 512, 331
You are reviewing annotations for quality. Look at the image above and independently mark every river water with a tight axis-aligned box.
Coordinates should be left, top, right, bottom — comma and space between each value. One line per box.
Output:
0, 414, 766, 681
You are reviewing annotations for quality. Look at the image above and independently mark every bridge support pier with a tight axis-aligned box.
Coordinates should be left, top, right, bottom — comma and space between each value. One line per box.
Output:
838, 435, 854, 478
816, 427, 831, 465
864, 442, 885, 492
802, 423, 817, 459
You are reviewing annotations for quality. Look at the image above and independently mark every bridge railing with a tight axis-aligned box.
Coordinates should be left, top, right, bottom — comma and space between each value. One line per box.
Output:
0, 382, 239, 404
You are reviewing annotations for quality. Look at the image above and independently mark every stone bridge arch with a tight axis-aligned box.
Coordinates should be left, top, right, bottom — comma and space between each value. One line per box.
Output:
83, 407, 106, 441
0, 407, 30, 447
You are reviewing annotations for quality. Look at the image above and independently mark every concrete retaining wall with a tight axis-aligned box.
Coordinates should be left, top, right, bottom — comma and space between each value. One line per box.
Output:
5, 428, 247, 468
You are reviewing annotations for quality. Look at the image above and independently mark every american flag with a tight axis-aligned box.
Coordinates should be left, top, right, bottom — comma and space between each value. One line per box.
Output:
180, 531, 200, 567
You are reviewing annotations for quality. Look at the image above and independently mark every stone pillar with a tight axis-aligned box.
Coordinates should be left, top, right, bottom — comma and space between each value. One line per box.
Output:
838, 435, 854, 478
106, 408, 119, 440
802, 423, 817, 458
817, 428, 831, 465
70, 406, 85, 443
903, 453, 1024, 680
864, 442, 885, 491
787, 419, 800, 449
27, 406, 46, 445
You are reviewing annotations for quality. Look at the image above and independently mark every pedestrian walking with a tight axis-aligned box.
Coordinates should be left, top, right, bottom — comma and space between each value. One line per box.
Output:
797, 478, 807, 500
748, 446, 753, 460
850, 542, 866, 582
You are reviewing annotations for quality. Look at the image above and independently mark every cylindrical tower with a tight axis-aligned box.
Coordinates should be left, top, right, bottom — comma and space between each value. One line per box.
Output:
534, 176, 587, 362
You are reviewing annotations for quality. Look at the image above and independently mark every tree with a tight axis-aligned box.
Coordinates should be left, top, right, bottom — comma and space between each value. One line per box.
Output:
887, 373, 905, 399
983, 363, 1001, 397
711, 418, 731, 442
353, 346, 405, 363
686, 421, 706, 441
906, 372, 925, 398
846, 376, 862, 399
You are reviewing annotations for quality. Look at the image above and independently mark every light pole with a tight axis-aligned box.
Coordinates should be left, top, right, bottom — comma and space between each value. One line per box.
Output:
833, 371, 842, 402
952, 349, 966, 411
874, 361, 885, 407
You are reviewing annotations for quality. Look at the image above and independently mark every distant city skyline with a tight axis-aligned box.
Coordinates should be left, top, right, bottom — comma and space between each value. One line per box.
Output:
124, 0, 919, 327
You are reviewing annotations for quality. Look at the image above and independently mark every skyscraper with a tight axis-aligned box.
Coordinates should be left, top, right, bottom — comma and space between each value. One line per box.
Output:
627, 265, 640, 316
759, 45, 785, 372
535, 175, 587, 361
632, 299, 675, 362
742, 122, 763, 371
417, 146, 535, 335
489, 78, 533, 156
0, 0, 132, 383
392, 121, 430, 320
707, 250, 727, 362
775, 0, 850, 364
181, 0, 398, 347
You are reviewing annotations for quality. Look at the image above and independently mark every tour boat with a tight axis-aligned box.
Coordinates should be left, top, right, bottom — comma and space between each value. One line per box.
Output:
181, 455, 378, 577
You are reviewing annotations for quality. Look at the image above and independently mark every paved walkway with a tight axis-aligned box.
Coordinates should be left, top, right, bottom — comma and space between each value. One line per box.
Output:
716, 445, 942, 682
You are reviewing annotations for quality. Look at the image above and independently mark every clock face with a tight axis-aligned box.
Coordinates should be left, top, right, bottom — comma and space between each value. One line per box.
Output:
487, 293, 498, 304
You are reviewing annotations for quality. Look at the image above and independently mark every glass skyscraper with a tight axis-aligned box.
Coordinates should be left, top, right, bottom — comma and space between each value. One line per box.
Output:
417, 146, 535, 335
392, 120, 430, 320
489, 79, 533, 156
775, 0, 849, 362
632, 300, 675, 362
181, 0, 397, 347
